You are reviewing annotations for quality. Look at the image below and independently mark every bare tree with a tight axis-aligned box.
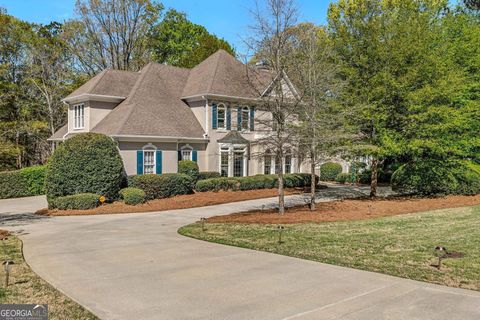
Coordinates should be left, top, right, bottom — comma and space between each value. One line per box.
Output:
244, 0, 300, 214
64, 0, 163, 74
291, 24, 349, 210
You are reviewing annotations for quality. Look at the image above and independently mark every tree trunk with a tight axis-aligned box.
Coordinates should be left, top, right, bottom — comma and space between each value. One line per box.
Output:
310, 150, 316, 211
278, 172, 285, 214
370, 157, 378, 198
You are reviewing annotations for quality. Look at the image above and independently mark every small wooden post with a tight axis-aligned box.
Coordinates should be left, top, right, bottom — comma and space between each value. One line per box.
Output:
277, 225, 285, 244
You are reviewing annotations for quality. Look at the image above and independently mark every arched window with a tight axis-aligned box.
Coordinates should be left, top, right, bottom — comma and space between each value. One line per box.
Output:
217, 103, 226, 129
241, 106, 250, 130
142, 143, 157, 174
180, 145, 193, 161
264, 149, 272, 174
285, 149, 292, 173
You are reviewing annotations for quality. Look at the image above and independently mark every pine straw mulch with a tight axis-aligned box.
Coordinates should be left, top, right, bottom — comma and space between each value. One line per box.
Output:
206, 194, 480, 224
36, 188, 302, 216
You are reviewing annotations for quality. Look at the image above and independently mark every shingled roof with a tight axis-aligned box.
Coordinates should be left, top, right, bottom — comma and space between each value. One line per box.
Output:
52, 50, 277, 141
65, 69, 139, 100
182, 50, 272, 99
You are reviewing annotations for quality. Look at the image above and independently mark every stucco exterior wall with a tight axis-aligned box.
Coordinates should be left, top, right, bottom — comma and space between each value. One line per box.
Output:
89, 101, 118, 130
118, 140, 208, 176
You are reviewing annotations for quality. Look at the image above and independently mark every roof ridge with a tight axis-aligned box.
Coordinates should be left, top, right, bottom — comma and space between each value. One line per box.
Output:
206, 51, 222, 93
89, 69, 110, 94
92, 64, 152, 134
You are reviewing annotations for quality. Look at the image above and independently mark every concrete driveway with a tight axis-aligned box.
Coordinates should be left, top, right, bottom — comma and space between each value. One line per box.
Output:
1, 188, 480, 320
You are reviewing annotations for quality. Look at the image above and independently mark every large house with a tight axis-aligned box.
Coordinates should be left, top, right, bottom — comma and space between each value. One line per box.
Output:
49, 50, 309, 177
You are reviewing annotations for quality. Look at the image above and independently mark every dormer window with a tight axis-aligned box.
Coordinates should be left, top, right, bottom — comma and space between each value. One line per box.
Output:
73, 104, 85, 129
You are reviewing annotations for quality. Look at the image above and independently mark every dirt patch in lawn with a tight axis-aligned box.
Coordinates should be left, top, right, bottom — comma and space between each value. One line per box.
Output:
206, 194, 480, 224
37, 188, 301, 216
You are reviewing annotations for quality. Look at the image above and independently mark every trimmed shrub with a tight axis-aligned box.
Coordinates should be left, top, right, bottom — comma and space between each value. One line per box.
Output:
391, 160, 480, 196
0, 165, 46, 199
336, 173, 352, 184
320, 162, 343, 181
178, 160, 199, 181
119, 187, 146, 205
129, 173, 193, 200
195, 173, 318, 192
53, 193, 99, 210
198, 171, 221, 180
45, 133, 124, 206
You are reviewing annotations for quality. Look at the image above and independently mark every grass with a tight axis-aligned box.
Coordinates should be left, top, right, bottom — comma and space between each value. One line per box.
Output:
179, 205, 480, 291
0, 233, 98, 319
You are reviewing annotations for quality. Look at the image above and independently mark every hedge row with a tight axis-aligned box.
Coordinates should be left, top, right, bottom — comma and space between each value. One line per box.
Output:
0, 166, 46, 199
129, 173, 193, 200
195, 173, 318, 192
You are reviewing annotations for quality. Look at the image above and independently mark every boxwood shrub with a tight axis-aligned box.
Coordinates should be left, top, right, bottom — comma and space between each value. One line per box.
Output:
198, 171, 221, 180
0, 165, 46, 199
53, 193, 99, 210
178, 160, 199, 181
320, 162, 343, 181
129, 173, 193, 200
45, 133, 125, 207
119, 187, 146, 205
391, 160, 480, 196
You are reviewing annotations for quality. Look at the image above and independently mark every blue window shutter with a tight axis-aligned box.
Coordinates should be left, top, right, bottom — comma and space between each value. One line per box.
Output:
156, 150, 162, 174
212, 104, 217, 129
237, 106, 242, 131
226, 107, 231, 130
136, 150, 143, 175
250, 107, 255, 131
192, 150, 198, 162
178, 150, 182, 161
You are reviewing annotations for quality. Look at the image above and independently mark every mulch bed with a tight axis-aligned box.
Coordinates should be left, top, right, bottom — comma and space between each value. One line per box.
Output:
206, 194, 480, 224
36, 188, 301, 216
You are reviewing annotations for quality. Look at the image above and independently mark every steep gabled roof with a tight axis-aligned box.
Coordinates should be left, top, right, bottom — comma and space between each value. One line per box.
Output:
65, 69, 139, 100
182, 49, 272, 99
91, 63, 205, 138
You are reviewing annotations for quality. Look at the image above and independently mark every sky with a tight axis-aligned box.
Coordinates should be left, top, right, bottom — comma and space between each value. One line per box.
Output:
0, 0, 332, 55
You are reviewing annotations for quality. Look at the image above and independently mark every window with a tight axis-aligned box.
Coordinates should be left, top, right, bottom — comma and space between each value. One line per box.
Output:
264, 149, 272, 174
217, 104, 226, 129
233, 147, 246, 177
220, 147, 229, 177
181, 149, 192, 161
285, 153, 292, 173
143, 149, 155, 174
73, 104, 85, 129
241, 106, 250, 130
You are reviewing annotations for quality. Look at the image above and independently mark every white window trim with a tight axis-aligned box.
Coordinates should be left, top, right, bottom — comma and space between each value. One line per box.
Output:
241, 106, 250, 132
219, 144, 248, 177
217, 103, 227, 131
142, 143, 157, 174
73, 103, 85, 130
180, 144, 193, 161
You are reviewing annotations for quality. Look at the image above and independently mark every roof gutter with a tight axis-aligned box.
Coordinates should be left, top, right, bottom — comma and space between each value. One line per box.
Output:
62, 94, 126, 104
110, 134, 209, 143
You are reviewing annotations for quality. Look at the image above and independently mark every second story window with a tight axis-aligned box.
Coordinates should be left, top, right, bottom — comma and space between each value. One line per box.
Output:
217, 104, 226, 129
241, 106, 250, 130
73, 104, 85, 129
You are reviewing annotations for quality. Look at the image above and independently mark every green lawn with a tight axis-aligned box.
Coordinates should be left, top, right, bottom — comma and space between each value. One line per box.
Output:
0, 233, 98, 320
179, 205, 480, 291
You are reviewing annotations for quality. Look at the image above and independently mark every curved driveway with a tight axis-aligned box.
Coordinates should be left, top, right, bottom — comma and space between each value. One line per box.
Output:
1, 188, 480, 320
